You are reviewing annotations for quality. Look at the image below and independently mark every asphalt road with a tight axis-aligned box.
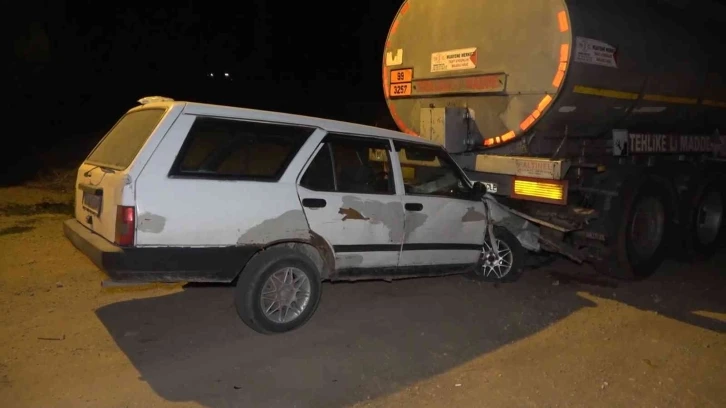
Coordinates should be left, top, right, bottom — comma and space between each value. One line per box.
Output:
1, 185, 724, 408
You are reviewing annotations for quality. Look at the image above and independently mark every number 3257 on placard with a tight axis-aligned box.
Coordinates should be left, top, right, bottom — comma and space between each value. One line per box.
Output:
389, 83, 411, 97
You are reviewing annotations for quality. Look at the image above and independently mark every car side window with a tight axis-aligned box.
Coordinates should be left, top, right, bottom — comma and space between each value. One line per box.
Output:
300, 144, 335, 192
394, 141, 473, 199
170, 117, 314, 180
299, 134, 395, 195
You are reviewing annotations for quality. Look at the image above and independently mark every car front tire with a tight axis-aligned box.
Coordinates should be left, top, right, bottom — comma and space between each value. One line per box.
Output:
467, 225, 526, 283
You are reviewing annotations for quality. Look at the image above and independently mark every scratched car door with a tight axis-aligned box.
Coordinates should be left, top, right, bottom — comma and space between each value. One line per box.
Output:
393, 140, 488, 274
297, 133, 405, 278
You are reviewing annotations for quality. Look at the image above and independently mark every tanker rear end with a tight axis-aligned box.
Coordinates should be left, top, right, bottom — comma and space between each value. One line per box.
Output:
382, 0, 726, 279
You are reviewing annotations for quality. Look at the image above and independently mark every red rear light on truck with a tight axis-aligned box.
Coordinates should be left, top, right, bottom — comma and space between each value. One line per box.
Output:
115, 205, 135, 246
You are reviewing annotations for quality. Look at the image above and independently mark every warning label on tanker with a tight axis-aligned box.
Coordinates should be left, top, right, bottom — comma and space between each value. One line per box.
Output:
614, 132, 726, 157
574, 37, 617, 68
431, 47, 477, 73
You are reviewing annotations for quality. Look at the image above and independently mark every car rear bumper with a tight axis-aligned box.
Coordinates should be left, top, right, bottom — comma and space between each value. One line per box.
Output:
62, 219, 257, 283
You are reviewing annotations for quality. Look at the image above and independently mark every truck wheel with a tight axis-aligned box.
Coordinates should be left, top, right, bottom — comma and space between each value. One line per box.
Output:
234, 246, 322, 335
689, 182, 725, 256
468, 226, 526, 283
600, 180, 672, 280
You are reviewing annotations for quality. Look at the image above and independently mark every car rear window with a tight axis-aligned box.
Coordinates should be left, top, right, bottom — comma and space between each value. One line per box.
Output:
86, 108, 166, 170
170, 117, 315, 181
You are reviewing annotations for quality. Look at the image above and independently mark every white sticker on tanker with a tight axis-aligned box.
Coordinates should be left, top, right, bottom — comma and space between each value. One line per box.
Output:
574, 37, 617, 68
431, 48, 477, 73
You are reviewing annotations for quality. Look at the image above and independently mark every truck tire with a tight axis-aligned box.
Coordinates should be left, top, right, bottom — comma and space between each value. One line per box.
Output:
234, 246, 322, 335
467, 226, 526, 283
686, 181, 725, 257
597, 179, 673, 280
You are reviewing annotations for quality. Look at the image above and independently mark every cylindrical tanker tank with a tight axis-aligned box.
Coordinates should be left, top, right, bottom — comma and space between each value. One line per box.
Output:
383, 0, 726, 155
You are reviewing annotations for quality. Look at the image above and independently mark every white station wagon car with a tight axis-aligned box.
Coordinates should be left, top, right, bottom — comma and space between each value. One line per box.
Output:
63, 96, 530, 334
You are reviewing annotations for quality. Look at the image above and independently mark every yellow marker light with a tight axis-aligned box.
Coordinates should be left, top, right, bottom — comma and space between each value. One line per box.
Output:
501, 130, 516, 142
519, 114, 536, 131
511, 177, 568, 205
557, 11, 569, 32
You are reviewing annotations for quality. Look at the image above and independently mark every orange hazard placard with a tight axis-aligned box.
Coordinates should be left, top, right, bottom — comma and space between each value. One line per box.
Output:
390, 68, 413, 84
389, 83, 412, 97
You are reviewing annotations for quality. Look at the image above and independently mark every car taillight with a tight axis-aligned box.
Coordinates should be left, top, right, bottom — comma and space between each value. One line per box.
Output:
115, 205, 135, 246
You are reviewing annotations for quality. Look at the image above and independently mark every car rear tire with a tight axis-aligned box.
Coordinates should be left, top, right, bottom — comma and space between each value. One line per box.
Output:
467, 226, 526, 283
234, 246, 322, 335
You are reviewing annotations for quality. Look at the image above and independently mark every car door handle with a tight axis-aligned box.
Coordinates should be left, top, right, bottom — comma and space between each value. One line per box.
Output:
302, 198, 326, 208
405, 203, 423, 212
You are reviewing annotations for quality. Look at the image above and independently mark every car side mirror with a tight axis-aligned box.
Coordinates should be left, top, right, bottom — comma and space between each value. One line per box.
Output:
471, 181, 487, 199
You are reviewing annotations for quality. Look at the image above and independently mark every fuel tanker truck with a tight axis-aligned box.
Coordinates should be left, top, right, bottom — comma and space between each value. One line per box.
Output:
382, 0, 726, 279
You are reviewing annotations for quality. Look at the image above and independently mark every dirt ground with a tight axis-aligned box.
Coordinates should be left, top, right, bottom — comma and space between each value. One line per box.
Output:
0, 181, 724, 408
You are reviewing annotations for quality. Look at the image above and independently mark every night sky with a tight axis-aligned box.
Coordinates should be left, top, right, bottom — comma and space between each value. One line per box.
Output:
8, 0, 403, 183
11, 1, 726, 184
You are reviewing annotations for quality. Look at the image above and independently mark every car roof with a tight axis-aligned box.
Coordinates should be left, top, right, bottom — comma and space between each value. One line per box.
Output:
136, 99, 440, 147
